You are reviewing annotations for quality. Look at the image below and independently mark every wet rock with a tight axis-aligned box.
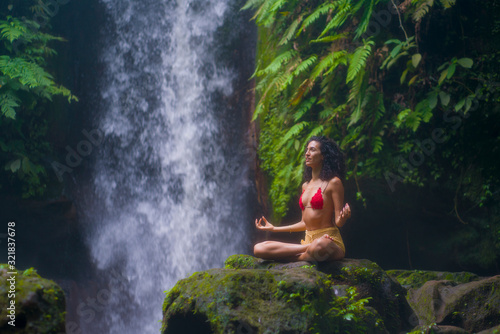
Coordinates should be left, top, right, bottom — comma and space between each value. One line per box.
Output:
408, 275, 500, 332
387, 269, 480, 290
477, 324, 500, 334
410, 324, 471, 333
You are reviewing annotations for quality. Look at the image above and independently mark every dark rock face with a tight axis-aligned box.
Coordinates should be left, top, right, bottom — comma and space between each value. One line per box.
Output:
407, 276, 500, 333
161, 255, 415, 334
0, 265, 65, 333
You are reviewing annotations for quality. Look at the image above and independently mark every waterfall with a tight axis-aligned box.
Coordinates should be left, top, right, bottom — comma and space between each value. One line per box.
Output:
79, 1, 254, 332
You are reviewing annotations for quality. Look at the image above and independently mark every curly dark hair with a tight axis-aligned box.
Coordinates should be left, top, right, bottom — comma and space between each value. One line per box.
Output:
303, 136, 346, 182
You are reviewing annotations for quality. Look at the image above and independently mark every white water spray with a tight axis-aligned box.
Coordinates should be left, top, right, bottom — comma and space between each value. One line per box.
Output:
82, 1, 252, 332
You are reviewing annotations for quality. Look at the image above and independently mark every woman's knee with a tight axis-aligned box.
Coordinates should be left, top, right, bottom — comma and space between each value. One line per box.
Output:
307, 238, 343, 262
253, 241, 269, 257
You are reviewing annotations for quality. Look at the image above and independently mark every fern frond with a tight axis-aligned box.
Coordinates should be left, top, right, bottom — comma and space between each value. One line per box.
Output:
256, 50, 297, 76
241, 0, 265, 11
319, 104, 346, 120
412, 0, 434, 22
278, 121, 308, 148
310, 33, 348, 44
268, 0, 289, 15
349, 98, 363, 127
319, 1, 352, 37
0, 56, 54, 88
0, 91, 20, 119
354, 0, 375, 39
250, 0, 273, 24
279, 16, 302, 45
292, 55, 318, 77
375, 91, 385, 121
293, 97, 317, 121
439, 0, 456, 8
346, 40, 373, 83
371, 136, 383, 153
310, 51, 347, 82
300, 3, 337, 32
256, 0, 288, 26
307, 124, 325, 139
348, 68, 366, 102
0, 17, 27, 43
290, 79, 312, 106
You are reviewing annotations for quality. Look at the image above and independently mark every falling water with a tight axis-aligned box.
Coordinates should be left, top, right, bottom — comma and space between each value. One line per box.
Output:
79, 1, 253, 332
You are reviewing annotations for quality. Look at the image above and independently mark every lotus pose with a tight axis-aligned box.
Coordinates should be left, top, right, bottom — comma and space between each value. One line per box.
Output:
254, 136, 351, 262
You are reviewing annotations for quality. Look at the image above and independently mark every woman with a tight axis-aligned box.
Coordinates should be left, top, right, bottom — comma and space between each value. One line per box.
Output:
254, 136, 351, 262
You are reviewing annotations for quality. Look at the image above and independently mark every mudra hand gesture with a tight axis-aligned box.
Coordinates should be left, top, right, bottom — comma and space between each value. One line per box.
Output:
335, 203, 351, 228
255, 216, 274, 231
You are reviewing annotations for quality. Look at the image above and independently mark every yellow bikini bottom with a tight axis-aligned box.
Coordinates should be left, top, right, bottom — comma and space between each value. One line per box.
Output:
301, 226, 345, 254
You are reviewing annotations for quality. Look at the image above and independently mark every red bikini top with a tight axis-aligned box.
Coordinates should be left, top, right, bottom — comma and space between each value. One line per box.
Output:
299, 183, 327, 210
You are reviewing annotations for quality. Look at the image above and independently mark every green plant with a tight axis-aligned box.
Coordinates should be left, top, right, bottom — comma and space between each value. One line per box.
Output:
0, 3, 77, 197
244, 0, 499, 222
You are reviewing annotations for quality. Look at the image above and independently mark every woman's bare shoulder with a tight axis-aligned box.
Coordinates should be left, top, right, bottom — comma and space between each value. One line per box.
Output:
327, 177, 344, 190
301, 182, 308, 191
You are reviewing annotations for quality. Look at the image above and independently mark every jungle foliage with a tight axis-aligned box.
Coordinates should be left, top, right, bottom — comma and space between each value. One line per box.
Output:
245, 0, 499, 270
0, 1, 76, 197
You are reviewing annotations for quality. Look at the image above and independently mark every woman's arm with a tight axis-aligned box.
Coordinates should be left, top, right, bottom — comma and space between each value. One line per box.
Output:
255, 217, 306, 232
330, 178, 351, 228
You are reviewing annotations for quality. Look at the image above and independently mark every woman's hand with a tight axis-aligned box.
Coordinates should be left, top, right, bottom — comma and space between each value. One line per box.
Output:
335, 203, 351, 228
255, 216, 275, 231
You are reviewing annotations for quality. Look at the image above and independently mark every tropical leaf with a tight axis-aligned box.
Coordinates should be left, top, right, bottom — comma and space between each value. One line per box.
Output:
457, 57, 473, 68
412, 53, 422, 68
439, 91, 450, 106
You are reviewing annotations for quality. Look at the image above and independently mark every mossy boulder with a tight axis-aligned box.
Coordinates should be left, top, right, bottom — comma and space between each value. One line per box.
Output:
408, 324, 471, 333
407, 275, 500, 332
478, 324, 500, 334
387, 269, 480, 290
161, 255, 415, 334
0, 265, 65, 333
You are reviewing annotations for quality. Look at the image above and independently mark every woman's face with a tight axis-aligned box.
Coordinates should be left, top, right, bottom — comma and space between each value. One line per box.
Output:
305, 141, 323, 167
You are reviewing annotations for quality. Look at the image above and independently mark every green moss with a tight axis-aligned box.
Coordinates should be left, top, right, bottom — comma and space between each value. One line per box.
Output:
0, 265, 65, 333
224, 254, 261, 269
387, 269, 480, 290
162, 264, 394, 334
22, 267, 41, 278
